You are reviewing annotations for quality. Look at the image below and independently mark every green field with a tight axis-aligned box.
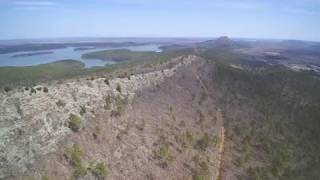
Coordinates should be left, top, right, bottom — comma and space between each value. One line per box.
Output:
82, 49, 161, 62
0, 60, 85, 87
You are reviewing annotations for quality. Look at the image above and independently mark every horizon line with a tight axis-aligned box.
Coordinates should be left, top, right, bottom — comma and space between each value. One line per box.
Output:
0, 36, 319, 43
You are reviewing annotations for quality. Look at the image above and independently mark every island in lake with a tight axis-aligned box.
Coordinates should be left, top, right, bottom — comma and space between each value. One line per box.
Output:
74, 47, 97, 51
12, 51, 54, 58
82, 49, 160, 62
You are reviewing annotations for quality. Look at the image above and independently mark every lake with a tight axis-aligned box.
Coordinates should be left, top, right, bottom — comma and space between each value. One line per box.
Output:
0, 44, 162, 68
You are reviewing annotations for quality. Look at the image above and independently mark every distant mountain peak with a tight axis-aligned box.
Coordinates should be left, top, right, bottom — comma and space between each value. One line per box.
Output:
214, 36, 233, 47
216, 36, 231, 40
199, 36, 234, 48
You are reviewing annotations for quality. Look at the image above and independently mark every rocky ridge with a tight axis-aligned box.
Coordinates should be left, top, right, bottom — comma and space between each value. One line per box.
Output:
0, 55, 195, 178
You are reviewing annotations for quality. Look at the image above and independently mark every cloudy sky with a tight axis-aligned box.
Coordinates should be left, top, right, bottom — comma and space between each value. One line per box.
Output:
0, 0, 319, 41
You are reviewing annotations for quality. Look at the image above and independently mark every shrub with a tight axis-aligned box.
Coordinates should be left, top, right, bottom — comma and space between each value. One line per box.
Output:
154, 144, 175, 168
56, 99, 66, 107
110, 110, 120, 117
92, 126, 102, 139
104, 95, 112, 110
71, 90, 78, 101
174, 133, 187, 149
111, 96, 128, 117
116, 84, 122, 93
199, 161, 209, 175
92, 162, 110, 178
169, 105, 173, 113
200, 92, 207, 102
211, 135, 219, 146
191, 93, 196, 100
195, 133, 211, 150
186, 131, 195, 147
104, 78, 110, 85
74, 164, 87, 178
136, 121, 145, 131
193, 161, 209, 180
179, 120, 186, 127
86, 81, 93, 88
198, 110, 205, 123
192, 155, 200, 164
68, 114, 82, 132
233, 125, 245, 138
118, 72, 128, 78
4, 87, 12, 92
166, 153, 176, 165
43, 87, 49, 93
156, 146, 169, 159
14, 102, 23, 116
80, 105, 86, 116
66, 144, 87, 178
41, 175, 50, 180
195, 133, 218, 151
95, 126, 102, 134
30, 88, 36, 94
193, 175, 205, 180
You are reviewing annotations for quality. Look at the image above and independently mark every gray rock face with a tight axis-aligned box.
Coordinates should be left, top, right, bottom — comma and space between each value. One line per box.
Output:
0, 55, 196, 178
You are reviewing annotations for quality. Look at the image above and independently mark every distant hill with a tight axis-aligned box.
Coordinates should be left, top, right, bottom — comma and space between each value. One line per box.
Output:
214, 36, 233, 47
280, 40, 319, 48
198, 36, 249, 49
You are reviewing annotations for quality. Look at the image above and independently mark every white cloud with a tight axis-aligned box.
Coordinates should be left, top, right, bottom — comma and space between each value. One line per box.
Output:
210, 1, 268, 10
12, 1, 57, 6
8, 0, 58, 11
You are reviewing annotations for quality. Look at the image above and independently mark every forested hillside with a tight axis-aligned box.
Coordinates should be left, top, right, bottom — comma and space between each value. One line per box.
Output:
209, 57, 320, 180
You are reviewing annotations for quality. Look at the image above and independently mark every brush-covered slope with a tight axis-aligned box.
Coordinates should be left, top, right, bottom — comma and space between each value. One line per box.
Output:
209, 60, 320, 180
2, 55, 225, 180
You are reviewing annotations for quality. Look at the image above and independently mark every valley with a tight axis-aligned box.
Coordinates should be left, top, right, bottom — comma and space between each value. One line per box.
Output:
0, 37, 319, 180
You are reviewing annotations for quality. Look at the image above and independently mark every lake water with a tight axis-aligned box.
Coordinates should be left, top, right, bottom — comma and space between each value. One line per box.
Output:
0, 44, 162, 68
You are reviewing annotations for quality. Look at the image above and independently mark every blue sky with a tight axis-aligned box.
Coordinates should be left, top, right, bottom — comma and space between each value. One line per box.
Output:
0, 0, 319, 41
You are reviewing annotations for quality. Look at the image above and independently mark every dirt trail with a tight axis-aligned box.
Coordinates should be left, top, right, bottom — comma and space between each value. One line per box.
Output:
190, 65, 225, 180
215, 110, 225, 180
